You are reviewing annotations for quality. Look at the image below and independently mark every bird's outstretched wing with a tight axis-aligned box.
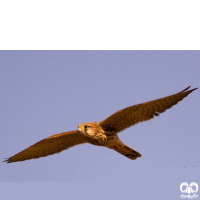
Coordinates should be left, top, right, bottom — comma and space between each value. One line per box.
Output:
4, 130, 87, 163
100, 86, 198, 133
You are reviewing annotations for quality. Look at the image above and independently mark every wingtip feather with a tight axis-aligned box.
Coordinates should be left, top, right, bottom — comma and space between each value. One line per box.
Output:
180, 86, 198, 93
3, 159, 10, 164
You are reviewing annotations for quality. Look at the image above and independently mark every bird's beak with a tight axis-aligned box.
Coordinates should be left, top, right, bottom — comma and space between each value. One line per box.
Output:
78, 125, 83, 131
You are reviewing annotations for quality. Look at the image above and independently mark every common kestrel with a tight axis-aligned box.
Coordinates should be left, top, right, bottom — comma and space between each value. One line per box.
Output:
4, 86, 197, 163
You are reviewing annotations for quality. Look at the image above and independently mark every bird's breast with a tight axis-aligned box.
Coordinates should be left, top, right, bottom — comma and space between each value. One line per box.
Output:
86, 132, 107, 146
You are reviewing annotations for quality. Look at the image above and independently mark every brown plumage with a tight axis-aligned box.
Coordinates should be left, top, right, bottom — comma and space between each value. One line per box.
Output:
4, 131, 87, 163
4, 86, 197, 163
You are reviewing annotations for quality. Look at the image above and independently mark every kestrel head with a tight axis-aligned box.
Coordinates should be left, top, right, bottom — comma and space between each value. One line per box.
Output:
78, 122, 99, 136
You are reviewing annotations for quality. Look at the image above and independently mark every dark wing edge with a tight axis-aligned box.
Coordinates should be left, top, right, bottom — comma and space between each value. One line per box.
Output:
100, 86, 198, 133
3, 130, 87, 163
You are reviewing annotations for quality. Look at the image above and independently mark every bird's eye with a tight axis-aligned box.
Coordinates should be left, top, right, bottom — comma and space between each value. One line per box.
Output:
84, 125, 88, 129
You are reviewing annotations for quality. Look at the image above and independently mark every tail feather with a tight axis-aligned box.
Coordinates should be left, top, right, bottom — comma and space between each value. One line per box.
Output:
112, 144, 141, 160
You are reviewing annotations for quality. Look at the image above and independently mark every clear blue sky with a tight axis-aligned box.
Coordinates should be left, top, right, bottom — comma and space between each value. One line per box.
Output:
0, 51, 199, 199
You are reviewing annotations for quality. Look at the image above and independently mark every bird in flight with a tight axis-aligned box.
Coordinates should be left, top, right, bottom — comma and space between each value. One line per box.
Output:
4, 86, 197, 163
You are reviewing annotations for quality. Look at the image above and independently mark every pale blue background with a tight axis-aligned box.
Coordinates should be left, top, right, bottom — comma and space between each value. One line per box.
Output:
0, 51, 199, 199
